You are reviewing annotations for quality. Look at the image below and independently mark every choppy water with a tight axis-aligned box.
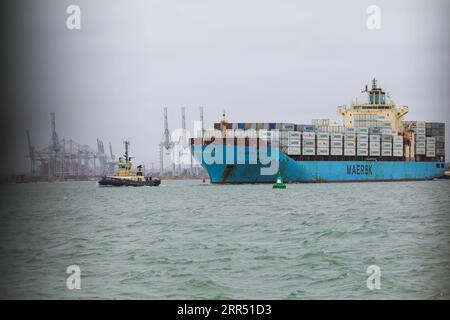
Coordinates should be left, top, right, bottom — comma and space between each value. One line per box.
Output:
0, 179, 449, 299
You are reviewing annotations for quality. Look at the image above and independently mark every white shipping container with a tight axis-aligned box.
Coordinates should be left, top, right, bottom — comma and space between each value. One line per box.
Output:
258, 130, 270, 139
357, 127, 369, 134
357, 134, 369, 141
369, 135, 381, 142
379, 121, 392, 128
345, 141, 356, 148
266, 135, 279, 142
264, 136, 279, 143
288, 140, 301, 147
393, 143, 403, 149
426, 137, 436, 143
270, 130, 282, 139
226, 129, 235, 138
331, 141, 343, 148
370, 142, 381, 149
381, 135, 392, 142
345, 127, 356, 133
303, 140, 315, 147
344, 134, 356, 141
302, 132, 315, 139
357, 149, 368, 156
331, 133, 343, 141
358, 142, 368, 148
344, 148, 356, 156
415, 141, 426, 148
234, 129, 245, 138
317, 133, 330, 140
369, 149, 381, 156
280, 138, 289, 147
317, 148, 329, 155
416, 121, 426, 128
331, 148, 343, 156
243, 130, 258, 138
381, 128, 392, 135
312, 119, 339, 127
416, 128, 426, 135
281, 123, 295, 131
415, 134, 425, 141
393, 135, 403, 143
393, 149, 403, 157
382, 142, 392, 150
287, 147, 301, 155
382, 149, 392, 156
288, 139, 300, 146
415, 148, 426, 155
317, 140, 329, 148
328, 120, 340, 126
288, 131, 301, 139
426, 150, 436, 157
302, 147, 315, 155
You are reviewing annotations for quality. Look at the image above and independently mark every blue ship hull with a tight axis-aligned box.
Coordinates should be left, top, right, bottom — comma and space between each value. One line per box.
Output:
192, 145, 446, 183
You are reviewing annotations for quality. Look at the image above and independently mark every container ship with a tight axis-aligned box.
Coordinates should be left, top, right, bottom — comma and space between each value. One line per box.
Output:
190, 79, 446, 183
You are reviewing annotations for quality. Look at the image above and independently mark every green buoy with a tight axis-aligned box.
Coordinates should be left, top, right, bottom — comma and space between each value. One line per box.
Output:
273, 172, 286, 189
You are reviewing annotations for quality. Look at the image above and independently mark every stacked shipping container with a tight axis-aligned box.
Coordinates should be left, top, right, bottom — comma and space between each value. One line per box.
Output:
357, 128, 369, 156
403, 121, 445, 160
344, 128, 355, 156
317, 133, 330, 156
302, 132, 315, 155
331, 133, 343, 156
207, 121, 445, 161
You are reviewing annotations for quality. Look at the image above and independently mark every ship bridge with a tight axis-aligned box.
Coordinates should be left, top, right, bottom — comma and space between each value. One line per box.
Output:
337, 78, 408, 133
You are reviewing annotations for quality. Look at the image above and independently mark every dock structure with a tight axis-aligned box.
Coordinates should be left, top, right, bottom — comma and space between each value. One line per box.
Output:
158, 106, 205, 178
25, 113, 115, 181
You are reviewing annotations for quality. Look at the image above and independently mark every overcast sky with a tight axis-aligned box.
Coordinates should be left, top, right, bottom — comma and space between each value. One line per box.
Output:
4, 0, 450, 173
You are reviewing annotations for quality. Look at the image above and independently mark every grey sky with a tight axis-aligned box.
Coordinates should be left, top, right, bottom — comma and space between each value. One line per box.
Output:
6, 0, 450, 173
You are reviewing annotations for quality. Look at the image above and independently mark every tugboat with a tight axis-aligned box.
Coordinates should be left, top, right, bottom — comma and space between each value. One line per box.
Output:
98, 141, 161, 187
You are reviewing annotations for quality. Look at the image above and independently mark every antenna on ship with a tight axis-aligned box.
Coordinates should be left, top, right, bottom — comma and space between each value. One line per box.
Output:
124, 140, 130, 161
199, 106, 204, 136
372, 78, 377, 89
221, 110, 228, 137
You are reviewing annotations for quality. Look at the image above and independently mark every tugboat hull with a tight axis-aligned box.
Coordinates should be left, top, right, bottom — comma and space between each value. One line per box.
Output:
98, 176, 161, 187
